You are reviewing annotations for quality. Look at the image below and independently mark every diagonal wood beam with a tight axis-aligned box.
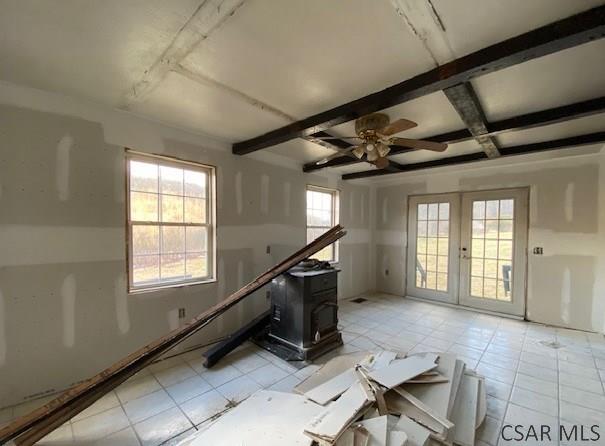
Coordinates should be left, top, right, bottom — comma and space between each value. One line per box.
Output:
119, 0, 247, 109
443, 82, 501, 158
233, 5, 605, 155
303, 96, 605, 172
341, 131, 605, 180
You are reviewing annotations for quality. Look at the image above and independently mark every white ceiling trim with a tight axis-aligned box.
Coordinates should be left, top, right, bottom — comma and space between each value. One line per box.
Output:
119, 0, 247, 109
388, 0, 455, 65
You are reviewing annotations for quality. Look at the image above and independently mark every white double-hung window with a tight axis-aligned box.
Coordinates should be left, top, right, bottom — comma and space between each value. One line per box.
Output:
126, 151, 216, 292
306, 185, 339, 262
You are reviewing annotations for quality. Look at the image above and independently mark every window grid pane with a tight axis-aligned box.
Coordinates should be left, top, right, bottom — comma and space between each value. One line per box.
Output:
416, 201, 449, 292
469, 199, 514, 301
129, 157, 213, 289
306, 187, 338, 262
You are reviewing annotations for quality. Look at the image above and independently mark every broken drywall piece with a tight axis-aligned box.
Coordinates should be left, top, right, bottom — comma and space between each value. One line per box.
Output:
304, 383, 370, 445
335, 424, 370, 446
358, 415, 388, 446
304, 368, 358, 405
368, 356, 438, 389
476, 376, 486, 428
405, 374, 448, 384
402, 354, 463, 420
367, 350, 397, 371
384, 391, 445, 437
387, 387, 453, 441
394, 415, 430, 446
295, 352, 370, 395
450, 374, 479, 446
387, 430, 408, 446
184, 390, 322, 446
465, 370, 486, 428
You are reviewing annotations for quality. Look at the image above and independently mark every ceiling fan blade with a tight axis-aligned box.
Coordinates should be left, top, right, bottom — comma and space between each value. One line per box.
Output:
378, 118, 417, 136
310, 136, 360, 140
390, 137, 448, 152
315, 148, 353, 165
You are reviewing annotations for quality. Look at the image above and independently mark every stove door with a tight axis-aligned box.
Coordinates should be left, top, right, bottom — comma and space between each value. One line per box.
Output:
311, 302, 338, 344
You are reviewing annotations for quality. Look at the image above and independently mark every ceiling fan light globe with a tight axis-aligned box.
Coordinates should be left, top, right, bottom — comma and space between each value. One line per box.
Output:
367, 150, 378, 162
352, 146, 365, 159
376, 142, 390, 157
366, 143, 375, 152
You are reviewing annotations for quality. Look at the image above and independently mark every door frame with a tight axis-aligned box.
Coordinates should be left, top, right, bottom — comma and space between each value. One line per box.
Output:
405, 187, 529, 318
406, 193, 461, 305
458, 187, 529, 317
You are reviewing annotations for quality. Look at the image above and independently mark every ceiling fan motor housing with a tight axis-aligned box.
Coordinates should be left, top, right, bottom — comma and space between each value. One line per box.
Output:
355, 113, 390, 136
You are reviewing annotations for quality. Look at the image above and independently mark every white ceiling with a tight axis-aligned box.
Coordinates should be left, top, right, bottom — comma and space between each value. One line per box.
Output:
1, 0, 604, 177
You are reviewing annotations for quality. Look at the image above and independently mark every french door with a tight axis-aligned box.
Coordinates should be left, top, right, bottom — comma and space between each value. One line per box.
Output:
407, 188, 528, 317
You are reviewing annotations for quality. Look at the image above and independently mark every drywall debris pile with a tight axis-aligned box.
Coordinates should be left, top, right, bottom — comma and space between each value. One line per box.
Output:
178, 349, 486, 445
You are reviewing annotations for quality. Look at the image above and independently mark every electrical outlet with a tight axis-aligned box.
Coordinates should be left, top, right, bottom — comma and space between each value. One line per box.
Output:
178, 308, 186, 318
532, 247, 544, 255
266, 245, 271, 254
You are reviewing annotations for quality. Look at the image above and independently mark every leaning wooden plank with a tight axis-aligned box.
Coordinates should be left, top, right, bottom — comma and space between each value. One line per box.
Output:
202, 309, 270, 368
368, 356, 438, 389
304, 383, 371, 445
296, 352, 371, 395
0, 225, 347, 446
184, 390, 322, 446
395, 415, 431, 446
450, 374, 479, 446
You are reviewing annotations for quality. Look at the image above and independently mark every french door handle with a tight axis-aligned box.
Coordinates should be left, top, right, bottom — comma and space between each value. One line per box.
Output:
460, 247, 469, 259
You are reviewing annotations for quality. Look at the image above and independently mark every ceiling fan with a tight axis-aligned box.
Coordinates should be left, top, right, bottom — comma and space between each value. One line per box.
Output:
315, 113, 448, 169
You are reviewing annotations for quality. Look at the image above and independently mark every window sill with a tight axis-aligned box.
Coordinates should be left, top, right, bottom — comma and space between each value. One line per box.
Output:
128, 278, 217, 295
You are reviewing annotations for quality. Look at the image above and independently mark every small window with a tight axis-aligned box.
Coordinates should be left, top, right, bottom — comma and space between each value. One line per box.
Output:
306, 185, 339, 262
126, 151, 216, 292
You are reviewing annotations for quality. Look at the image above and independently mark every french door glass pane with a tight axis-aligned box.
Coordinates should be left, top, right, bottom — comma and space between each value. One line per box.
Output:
470, 199, 514, 301
416, 202, 449, 291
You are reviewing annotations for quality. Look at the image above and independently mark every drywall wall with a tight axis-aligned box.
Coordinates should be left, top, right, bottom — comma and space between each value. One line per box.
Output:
0, 81, 372, 408
372, 148, 605, 333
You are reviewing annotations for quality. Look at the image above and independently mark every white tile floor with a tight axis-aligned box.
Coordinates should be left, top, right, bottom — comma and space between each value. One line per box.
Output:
2, 293, 605, 445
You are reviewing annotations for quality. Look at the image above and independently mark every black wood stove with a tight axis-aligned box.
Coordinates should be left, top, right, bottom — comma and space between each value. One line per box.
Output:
254, 263, 343, 362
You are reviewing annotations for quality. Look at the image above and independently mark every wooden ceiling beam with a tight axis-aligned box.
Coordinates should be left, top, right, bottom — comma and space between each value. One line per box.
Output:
233, 5, 605, 155
443, 82, 501, 158
303, 96, 605, 172
341, 131, 605, 180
